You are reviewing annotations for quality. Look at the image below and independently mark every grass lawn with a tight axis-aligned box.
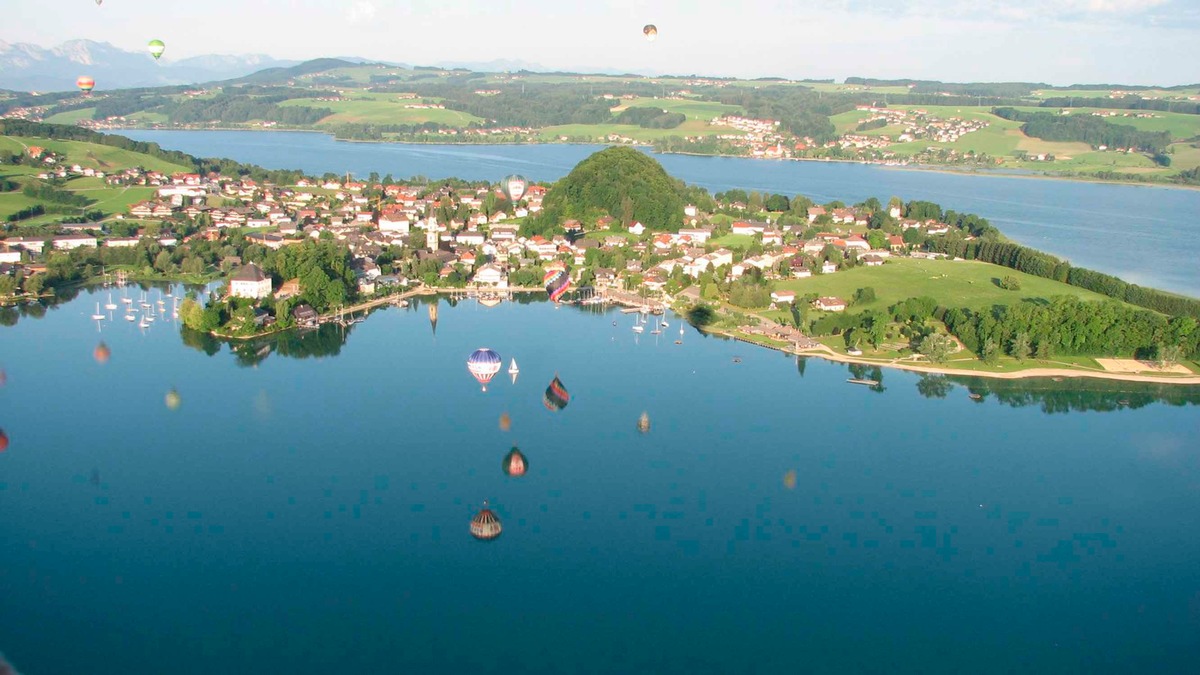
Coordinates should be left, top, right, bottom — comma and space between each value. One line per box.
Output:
1009, 106, 1200, 139
278, 97, 484, 126
774, 257, 1119, 313
44, 107, 95, 124
538, 119, 738, 142
708, 233, 757, 250
613, 97, 743, 120
2, 136, 192, 174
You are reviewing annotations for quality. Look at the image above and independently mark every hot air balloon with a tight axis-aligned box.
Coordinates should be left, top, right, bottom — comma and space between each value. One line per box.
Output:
502, 175, 527, 204
470, 502, 502, 541
0, 428, 8, 453
543, 375, 570, 412
467, 348, 502, 391
502, 447, 528, 477
783, 469, 797, 490
147, 40, 166, 61
643, 24, 658, 42
95, 0, 103, 5
543, 267, 570, 303
637, 412, 650, 433
165, 388, 181, 410
498, 412, 512, 432
93, 341, 111, 364
76, 76, 95, 95
428, 301, 438, 335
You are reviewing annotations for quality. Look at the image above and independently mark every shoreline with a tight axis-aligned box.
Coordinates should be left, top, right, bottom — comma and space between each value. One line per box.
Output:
107, 126, 1200, 192
698, 325, 1200, 386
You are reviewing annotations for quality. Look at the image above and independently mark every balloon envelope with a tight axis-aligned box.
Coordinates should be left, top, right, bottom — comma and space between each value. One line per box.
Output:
643, 24, 658, 41
0, 428, 8, 453
148, 40, 166, 60
499, 412, 512, 431
76, 76, 95, 93
165, 389, 181, 410
502, 175, 527, 203
470, 503, 502, 540
543, 268, 570, 303
543, 375, 570, 412
467, 348, 502, 390
93, 341, 111, 364
502, 447, 527, 477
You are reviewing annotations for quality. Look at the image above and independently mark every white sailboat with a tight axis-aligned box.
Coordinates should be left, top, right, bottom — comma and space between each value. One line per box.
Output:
104, 292, 118, 311
90, 302, 105, 321
632, 315, 644, 334
125, 310, 136, 321
508, 359, 519, 375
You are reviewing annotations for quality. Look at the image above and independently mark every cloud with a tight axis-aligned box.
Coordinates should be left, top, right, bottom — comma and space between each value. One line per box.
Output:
346, 1, 377, 24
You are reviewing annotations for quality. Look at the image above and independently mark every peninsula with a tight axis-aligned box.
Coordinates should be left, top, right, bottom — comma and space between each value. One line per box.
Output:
2, 122, 1197, 383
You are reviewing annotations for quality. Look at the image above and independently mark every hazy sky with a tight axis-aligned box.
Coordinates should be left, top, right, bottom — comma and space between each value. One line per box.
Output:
5, 0, 1199, 85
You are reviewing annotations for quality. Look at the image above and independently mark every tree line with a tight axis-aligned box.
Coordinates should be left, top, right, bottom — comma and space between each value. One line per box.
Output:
992, 107, 1171, 152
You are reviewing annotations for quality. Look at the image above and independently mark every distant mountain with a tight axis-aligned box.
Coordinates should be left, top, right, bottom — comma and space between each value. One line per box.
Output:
229, 58, 365, 85
0, 39, 299, 92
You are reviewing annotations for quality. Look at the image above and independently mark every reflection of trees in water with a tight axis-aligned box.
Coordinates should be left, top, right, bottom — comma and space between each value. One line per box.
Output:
914, 373, 1200, 412
0, 306, 17, 327
179, 323, 351, 366
847, 363, 885, 393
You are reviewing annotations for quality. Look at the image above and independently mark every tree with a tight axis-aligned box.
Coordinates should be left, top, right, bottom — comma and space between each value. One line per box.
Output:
1010, 332, 1032, 361
915, 375, 953, 399
981, 338, 999, 364
764, 194, 789, 212
917, 333, 955, 363
853, 287, 876, 306
1157, 344, 1184, 368
999, 275, 1022, 291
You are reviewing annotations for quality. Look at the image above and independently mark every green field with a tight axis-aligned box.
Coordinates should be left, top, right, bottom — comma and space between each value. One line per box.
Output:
538, 119, 739, 142
0, 135, 192, 174
802, 83, 914, 96
278, 96, 484, 126
44, 107, 95, 125
1008, 106, 1200, 139
708, 234, 757, 250
613, 97, 743, 120
774, 258, 1119, 313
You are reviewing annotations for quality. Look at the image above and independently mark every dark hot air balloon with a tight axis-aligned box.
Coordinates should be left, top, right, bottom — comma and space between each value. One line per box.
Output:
93, 341, 111, 364
643, 24, 658, 41
76, 76, 95, 95
543, 268, 570, 303
502, 447, 528, 477
0, 428, 8, 453
502, 175, 527, 203
467, 348, 502, 391
543, 375, 570, 412
470, 502, 502, 540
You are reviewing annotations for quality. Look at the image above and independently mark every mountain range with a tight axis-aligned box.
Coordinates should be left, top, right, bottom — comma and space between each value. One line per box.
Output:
0, 39, 301, 91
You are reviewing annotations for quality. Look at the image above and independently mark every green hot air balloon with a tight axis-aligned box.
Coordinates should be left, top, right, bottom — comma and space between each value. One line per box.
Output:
148, 40, 166, 61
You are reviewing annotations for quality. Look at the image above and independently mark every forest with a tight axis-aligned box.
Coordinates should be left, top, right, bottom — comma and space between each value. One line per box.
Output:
992, 107, 1172, 152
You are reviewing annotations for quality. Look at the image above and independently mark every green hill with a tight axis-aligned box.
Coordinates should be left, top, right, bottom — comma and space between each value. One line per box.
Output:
534, 147, 684, 235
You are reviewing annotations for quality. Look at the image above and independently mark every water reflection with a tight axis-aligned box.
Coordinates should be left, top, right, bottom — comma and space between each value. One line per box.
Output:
915, 373, 1200, 412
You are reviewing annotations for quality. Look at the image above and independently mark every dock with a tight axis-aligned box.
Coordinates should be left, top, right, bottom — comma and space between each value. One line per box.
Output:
847, 378, 880, 386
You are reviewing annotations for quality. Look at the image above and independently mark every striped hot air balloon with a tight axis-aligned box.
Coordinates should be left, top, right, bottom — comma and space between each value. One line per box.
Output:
467, 348, 502, 391
502, 175, 527, 203
543, 375, 570, 412
148, 40, 166, 61
543, 267, 570, 303
470, 502, 502, 541
76, 76, 95, 95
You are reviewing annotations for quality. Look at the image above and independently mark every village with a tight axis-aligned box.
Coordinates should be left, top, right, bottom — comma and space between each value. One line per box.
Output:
1, 144, 968, 338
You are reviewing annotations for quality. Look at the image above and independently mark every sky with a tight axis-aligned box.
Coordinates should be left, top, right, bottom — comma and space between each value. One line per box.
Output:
4, 0, 1199, 85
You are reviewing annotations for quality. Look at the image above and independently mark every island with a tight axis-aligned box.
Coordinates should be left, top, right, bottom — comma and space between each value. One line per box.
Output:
2, 121, 1198, 384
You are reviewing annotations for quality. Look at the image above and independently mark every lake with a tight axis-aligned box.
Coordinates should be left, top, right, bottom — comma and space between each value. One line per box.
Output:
119, 130, 1200, 298
1, 288, 1198, 674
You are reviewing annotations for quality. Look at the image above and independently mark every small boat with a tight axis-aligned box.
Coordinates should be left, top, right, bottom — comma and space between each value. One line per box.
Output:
847, 378, 879, 386
145, 313, 155, 323
612, 320, 617, 326
660, 320, 669, 328
650, 327, 662, 335
104, 293, 118, 311
508, 358, 519, 375
125, 313, 136, 321
968, 393, 983, 401
90, 302, 105, 321
632, 325, 644, 333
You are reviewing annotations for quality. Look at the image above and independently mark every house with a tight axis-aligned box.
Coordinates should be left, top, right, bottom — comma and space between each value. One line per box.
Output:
807, 206, 826, 223
52, 235, 98, 250
770, 290, 796, 304
291, 303, 319, 327
888, 235, 906, 252
761, 230, 783, 247
229, 262, 272, 299
473, 263, 506, 287
814, 296, 847, 312
593, 267, 617, 288
862, 255, 885, 267
821, 260, 838, 274
628, 222, 646, 236
678, 228, 711, 244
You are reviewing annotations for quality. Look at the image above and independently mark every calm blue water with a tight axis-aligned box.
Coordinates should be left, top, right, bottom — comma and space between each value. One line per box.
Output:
119, 130, 1200, 297
2, 289, 1199, 673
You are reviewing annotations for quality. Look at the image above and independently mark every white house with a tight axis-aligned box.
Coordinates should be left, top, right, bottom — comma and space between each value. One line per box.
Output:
230, 263, 272, 299
814, 296, 847, 312
473, 263, 506, 287
770, 290, 796, 304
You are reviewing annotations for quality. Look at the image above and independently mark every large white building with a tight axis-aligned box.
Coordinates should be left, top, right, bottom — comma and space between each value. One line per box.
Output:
230, 263, 272, 299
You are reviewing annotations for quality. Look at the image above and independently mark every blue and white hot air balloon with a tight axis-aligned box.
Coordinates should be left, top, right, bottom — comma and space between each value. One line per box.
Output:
467, 348, 503, 391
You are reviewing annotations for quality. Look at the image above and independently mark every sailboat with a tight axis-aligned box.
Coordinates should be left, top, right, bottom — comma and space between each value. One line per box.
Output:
125, 310, 136, 321
90, 302, 105, 321
508, 359, 519, 375
675, 321, 684, 345
632, 314, 644, 333
104, 292, 118, 311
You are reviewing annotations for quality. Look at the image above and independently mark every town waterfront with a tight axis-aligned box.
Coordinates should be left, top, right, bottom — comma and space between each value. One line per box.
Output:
118, 130, 1200, 298
1, 288, 1198, 673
